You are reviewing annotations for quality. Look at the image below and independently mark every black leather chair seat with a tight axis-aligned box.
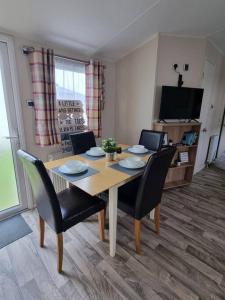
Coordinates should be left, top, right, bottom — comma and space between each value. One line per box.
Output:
58, 187, 105, 231
118, 178, 140, 217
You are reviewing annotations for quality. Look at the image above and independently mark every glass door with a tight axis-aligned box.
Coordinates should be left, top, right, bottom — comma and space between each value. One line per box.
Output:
0, 40, 28, 219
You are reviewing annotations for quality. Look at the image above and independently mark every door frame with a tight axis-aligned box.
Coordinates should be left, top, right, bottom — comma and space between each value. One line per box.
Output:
0, 34, 32, 220
195, 60, 215, 173
216, 96, 225, 158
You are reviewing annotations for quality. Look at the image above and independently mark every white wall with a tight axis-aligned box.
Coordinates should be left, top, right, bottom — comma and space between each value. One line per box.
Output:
115, 33, 225, 173
154, 35, 225, 171
154, 35, 206, 120
12, 36, 115, 161
204, 42, 225, 157
205, 41, 225, 137
115, 35, 158, 145
10, 32, 225, 167
154, 35, 207, 173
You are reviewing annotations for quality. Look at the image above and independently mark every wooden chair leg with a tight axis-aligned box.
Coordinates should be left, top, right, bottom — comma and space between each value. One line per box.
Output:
98, 209, 105, 241
57, 233, 63, 273
134, 219, 141, 254
154, 204, 160, 234
104, 206, 107, 223
39, 216, 45, 248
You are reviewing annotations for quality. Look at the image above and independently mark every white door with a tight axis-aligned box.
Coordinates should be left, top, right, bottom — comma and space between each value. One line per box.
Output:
195, 61, 215, 173
217, 104, 225, 158
0, 39, 28, 220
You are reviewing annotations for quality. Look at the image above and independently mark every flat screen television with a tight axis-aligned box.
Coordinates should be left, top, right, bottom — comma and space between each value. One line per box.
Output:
159, 86, 204, 120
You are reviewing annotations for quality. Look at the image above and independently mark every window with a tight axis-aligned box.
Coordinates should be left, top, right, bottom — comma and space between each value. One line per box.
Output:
55, 57, 87, 152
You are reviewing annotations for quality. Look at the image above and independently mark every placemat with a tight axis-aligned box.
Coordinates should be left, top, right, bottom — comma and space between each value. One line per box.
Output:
51, 166, 99, 182
79, 152, 105, 161
109, 163, 145, 176
123, 148, 155, 157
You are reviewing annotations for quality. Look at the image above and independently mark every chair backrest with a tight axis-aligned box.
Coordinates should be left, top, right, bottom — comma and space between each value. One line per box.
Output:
135, 146, 176, 220
70, 131, 96, 155
139, 129, 165, 151
17, 150, 63, 233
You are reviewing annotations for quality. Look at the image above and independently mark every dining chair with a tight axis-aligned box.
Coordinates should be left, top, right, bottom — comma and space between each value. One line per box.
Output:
17, 149, 105, 273
70, 131, 96, 155
117, 146, 176, 254
139, 129, 165, 152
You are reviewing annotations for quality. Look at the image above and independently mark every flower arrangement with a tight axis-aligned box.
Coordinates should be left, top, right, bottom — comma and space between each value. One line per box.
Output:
101, 138, 117, 153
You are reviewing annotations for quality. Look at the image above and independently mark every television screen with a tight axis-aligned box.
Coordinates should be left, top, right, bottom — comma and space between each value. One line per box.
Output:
159, 86, 204, 120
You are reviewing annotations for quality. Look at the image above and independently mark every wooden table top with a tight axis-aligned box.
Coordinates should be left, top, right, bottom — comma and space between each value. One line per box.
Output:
45, 144, 150, 196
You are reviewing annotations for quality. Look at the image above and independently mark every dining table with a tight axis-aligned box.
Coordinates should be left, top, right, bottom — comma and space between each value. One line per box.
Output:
44, 144, 154, 257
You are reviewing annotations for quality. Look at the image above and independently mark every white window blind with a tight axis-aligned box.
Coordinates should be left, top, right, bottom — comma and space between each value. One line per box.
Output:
55, 57, 87, 152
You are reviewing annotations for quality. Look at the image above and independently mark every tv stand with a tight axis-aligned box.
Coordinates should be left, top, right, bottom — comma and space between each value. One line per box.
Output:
153, 121, 201, 190
187, 119, 200, 123
159, 119, 168, 124
192, 119, 200, 123
159, 119, 200, 124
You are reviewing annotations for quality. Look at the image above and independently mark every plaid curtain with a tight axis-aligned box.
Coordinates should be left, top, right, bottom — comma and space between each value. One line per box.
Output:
85, 60, 105, 138
28, 48, 61, 146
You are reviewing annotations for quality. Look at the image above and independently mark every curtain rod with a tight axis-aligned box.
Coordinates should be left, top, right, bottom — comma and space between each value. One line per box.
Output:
54, 54, 89, 65
22, 46, 90, 65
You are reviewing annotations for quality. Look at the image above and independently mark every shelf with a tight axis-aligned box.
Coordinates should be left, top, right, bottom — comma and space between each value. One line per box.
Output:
175, 145, 198, 152
176, 144, 198, 149
164, 180, 190, 190
154, 122, 201, 127
169, 163, 194, 170
153, 121, 199, 190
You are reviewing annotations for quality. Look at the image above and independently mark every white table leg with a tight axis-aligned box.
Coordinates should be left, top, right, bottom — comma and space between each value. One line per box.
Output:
108, 186, 118, 257
150, 208, 155, 220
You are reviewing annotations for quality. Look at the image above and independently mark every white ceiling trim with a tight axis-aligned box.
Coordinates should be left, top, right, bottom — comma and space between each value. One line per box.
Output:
157, 33, 225, 56
207, 38, 225, 57
95, 0, 161, 53
116, 32, 159, 61
160, 32, 205, 39
0, 0, 225, 60
205, 27, 225, 39
205, 27, 225, 56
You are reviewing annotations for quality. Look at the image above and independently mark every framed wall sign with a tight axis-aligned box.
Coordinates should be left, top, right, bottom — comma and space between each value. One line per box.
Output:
179, 151, 189, 163
58, 100, 87, 152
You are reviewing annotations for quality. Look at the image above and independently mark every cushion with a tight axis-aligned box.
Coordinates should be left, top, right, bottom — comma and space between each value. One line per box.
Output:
57, 186, 105, 231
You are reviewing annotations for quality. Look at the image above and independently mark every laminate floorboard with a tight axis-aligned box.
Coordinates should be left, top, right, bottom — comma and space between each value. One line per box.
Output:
1, 166, 225, 299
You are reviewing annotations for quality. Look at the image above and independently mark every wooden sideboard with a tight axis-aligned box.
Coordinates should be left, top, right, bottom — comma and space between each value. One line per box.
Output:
153, 122, 201, 189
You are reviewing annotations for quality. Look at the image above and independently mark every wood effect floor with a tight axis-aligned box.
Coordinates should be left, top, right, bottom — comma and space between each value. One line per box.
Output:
1, 166, 225, 300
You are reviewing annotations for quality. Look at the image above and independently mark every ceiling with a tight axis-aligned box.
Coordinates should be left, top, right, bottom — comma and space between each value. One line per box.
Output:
0, 0, 225, 61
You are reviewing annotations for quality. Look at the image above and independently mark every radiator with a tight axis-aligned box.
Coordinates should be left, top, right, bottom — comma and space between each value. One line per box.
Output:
48, 151, 71, 192
207, 135, 219, 164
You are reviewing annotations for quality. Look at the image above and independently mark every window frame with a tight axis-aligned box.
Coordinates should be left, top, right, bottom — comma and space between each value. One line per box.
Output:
54, 57, 87, 153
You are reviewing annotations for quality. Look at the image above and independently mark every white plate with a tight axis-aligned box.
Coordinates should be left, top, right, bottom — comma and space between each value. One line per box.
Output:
128, 147, 149, 154
86, 149, 105, 157
132, 145, 145, 149
119, 158, 146, 169
90, 147, 103, 152
58, 160, 88, 174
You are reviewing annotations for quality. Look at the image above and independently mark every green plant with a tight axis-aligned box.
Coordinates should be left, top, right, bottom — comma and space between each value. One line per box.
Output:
101, 138, 117, 153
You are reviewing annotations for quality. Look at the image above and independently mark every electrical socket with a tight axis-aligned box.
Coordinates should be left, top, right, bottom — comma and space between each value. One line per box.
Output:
184, 64, 189, 71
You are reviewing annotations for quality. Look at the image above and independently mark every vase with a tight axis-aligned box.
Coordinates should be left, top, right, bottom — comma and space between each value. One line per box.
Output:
106, 152, 115, 162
